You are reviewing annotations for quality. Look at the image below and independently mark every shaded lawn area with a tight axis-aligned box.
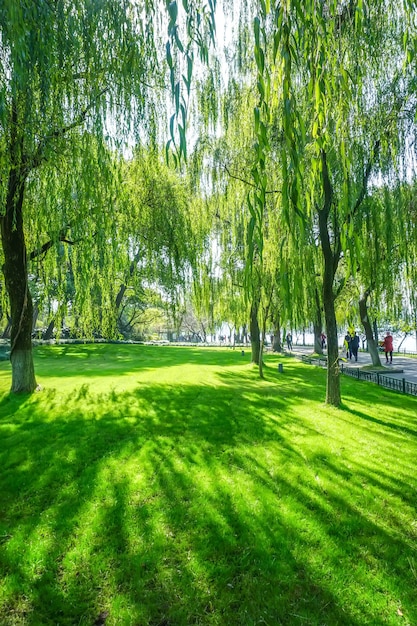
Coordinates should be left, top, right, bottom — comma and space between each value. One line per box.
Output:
0, 344, 416, 625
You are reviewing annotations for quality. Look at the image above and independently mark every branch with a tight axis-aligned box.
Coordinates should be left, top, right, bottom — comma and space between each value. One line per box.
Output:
29, 226, 74, 261
348, 140, 380, 223
29, 226, 96, 261
26, 87, 109, 171
223, 165, 281, 194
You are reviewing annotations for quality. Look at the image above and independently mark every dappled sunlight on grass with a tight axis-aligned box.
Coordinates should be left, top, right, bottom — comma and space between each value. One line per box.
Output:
0, 345, 416, 624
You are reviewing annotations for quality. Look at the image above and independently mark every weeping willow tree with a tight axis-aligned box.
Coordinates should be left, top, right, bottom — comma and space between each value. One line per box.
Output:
0, 0, 216, 393
115, 147, 208, 330
244, 0, 415, 406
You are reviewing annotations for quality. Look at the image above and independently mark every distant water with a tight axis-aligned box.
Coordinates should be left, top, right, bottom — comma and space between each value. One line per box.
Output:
292, 332, 417, 353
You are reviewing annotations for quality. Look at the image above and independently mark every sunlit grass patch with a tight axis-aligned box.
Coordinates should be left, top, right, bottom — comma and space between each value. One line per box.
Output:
0, 344, 416, 625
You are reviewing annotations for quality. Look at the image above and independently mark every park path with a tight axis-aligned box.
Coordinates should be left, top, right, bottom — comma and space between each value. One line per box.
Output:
289, 345, 417, 385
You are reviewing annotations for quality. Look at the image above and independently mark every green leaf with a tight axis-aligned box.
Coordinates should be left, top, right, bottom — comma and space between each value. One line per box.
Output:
166, 41, 173, 68
254, 16, 261, 47
168, 1, 178, 23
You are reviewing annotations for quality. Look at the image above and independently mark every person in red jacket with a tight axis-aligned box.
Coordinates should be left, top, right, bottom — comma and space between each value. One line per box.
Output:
382, 331, 394, 364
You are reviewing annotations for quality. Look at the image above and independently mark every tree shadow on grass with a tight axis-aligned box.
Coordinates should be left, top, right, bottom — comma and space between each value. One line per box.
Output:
0, 369, 416, 624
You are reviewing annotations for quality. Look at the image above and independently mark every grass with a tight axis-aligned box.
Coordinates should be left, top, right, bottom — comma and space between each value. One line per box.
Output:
0, 344, 416, 626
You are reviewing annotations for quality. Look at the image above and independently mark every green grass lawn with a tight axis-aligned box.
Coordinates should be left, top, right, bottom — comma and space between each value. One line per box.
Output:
0, 344, 416, 626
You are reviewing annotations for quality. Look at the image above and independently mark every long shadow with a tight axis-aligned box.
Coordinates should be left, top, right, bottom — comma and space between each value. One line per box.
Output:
0, 360, 416, 624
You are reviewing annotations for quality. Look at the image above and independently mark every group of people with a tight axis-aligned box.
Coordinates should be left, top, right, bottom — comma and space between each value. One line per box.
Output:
343, 330, 394, 364
284, 329, 394, 365
343, 331, 360, 361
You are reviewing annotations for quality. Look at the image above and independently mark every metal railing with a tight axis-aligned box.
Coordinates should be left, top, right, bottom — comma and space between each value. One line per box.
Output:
298, 354, 417, 397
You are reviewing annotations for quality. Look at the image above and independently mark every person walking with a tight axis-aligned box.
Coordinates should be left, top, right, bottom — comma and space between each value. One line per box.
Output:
350, 331, 360, 362
382, 331, 394, 364
344, 332, 352, 359
286, 332, 293, 350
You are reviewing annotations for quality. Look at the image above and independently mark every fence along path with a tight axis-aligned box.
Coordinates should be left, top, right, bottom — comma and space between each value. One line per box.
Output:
289, 346, 417, 398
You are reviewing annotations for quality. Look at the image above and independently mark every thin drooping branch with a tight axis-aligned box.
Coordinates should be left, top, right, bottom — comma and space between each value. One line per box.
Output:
26, 87, 109, 172
223, 164, 281, 194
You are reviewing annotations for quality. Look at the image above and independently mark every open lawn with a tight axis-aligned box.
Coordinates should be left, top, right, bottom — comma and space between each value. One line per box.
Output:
0, 344, 416, 626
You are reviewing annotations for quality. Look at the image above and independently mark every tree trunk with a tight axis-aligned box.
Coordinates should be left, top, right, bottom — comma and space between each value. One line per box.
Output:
373, 319, 379, 345
313, 288, 323, 354
322, 279, 340, 406
271, 311, 282, 352
250, 299, 261, 365
313, 321, 323, 354
2, 316, 12, 339
43, 319, 55, 340
1, 159, 37, 393
397, 333, 408, 352
318, 151, 340, 407
272, 329, 282, 352
32, 302, 39, 331
359, 290, 381, 366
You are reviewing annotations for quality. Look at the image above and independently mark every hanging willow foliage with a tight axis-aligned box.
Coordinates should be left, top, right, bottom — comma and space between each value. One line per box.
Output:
0, 0, 218, 392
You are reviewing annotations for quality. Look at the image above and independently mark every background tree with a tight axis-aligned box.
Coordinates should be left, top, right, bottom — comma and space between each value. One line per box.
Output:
0, 0, 215, 392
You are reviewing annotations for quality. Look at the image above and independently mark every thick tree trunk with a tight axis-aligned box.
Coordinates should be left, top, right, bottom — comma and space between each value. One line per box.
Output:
272, 328, 282, 352
1, 157, 37, 393
318, 151, 340, 407
359, 291, 381, 366
323, 281, 340, 406
250, 299, 261, 365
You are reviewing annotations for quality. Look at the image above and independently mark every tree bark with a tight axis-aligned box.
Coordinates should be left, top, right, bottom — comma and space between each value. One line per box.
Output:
359, 290, 381, 366
313, 288, 324, 354
271, 310, 282, 352
318, 151, 341, 406
2, 316, 12, 340
250, 298, 261, 365
1, 159, 37, 393
322, 275, 340, 406
43, 319, 55, 340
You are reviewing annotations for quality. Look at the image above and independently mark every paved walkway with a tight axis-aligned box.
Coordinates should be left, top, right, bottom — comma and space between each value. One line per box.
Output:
290, 345, 417, 384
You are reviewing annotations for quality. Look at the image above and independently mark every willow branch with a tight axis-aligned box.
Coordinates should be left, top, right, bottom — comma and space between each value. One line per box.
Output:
223, 165, 281, 194
26, 87, 109, 171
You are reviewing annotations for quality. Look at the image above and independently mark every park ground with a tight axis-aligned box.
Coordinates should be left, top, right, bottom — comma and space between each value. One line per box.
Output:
0, 344, 416, 626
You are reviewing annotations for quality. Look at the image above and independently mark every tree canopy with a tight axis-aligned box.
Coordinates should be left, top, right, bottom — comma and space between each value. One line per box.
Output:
1, 1, 417, 404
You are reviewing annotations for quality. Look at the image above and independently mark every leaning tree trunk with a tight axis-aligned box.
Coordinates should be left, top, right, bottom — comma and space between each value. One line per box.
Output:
250, 298, 261, 365
359, 290, 381, 366
43, 318, 55, 340
1, 164, 37, 393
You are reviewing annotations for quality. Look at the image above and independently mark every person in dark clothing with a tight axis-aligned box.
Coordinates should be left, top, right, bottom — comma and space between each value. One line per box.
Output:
350, 331, 360, 362
344, 332, 351, 359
